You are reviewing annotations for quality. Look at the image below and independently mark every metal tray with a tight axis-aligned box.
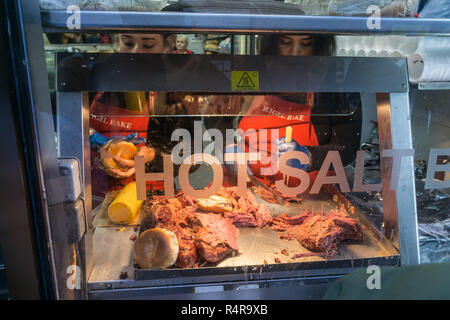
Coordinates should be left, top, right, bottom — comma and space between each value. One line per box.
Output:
132, 190, 400, 283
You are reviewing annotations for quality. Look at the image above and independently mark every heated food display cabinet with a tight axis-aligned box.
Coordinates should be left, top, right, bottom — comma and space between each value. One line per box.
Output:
7, 0, 450, 300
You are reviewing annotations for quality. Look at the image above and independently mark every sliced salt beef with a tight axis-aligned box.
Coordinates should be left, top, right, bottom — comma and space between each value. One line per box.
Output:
280, 210, 363, 258
328, 210, 363, 242
194, 227, 234, 263
270, 212, 313, 232
168, 225, 197, 268
254, 203, 273, 228
141, 199, 198, 268
187, 212, 239, 263
251, 185, 279, 204
215, 187, 266, 228
175, 191, 197, 207
223, 211, 258, 227
152, 204, 173, 227
176, 238, 197, 268
188, 212, 239, 251
284, 214, 343, 258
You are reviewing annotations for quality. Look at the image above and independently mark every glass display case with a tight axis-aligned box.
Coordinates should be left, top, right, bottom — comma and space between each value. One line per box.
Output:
2, 0, 450, 300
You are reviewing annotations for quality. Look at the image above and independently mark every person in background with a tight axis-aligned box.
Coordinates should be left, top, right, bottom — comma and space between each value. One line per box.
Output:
89, 33, 173, 196
172, 35, 193, 54
222, 34, 362, 189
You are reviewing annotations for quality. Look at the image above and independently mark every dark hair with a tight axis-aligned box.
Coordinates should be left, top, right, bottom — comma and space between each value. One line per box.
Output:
162, 33, 174, 49
260, 34, 335, 56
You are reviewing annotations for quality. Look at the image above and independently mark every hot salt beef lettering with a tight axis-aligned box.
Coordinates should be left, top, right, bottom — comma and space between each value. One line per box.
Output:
179, 154, 223, 199
134, 147, 450, 199
310, 151, 351, 194
353, 150, 382, 192
275, 151, 311, 196
224, 152, 260, 196
381, 149, 415, 190
135, 155, 174, 200
425, 148, 450, 190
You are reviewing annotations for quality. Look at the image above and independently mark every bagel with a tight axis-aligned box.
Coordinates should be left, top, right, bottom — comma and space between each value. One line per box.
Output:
101, 140, 137, 171
134, 228, 179, 269
197, 195, 233, 213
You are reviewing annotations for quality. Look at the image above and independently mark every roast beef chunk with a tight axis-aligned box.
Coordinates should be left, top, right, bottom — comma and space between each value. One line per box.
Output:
328, 210, 363, 241
188, 212, 239, 251
224, 211, 258, 227
176, 191, 196, 207
195, 227, 233, 263
279, 210, 363, 258
175, 237, 197, 268
141, 201, 158, 232
270, 212, 313, 232
152, 204, 174, 227
285, 215, 343, 258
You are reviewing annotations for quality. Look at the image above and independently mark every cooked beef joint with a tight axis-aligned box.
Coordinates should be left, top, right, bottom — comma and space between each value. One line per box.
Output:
188, 212, 239, 251
141, 191, 241, 268
277, 210, 363, 258
223, 211, 257, 227
195, 228, 233, 263
139, 187, 362, 269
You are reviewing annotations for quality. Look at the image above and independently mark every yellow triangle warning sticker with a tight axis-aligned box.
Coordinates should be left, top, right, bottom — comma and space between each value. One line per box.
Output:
231, 71, 259, 91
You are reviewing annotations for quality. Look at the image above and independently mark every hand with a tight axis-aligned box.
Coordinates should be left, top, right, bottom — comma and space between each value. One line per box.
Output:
99, 144, 156, 179
276, 137, 311, 171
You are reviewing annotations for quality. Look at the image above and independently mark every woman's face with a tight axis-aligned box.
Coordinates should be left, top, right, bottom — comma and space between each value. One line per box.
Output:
119, 34, 168, 53
277, 35, 314, 56
176, 38, 188, 51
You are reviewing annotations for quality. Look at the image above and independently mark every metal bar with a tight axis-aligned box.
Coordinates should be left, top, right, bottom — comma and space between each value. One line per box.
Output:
88, 277, 340, 300
89, 256, 399, 292
0, 20, 42, 299
3, 0, 65, 299
41, 10, 450, 35
418, 82, 450, 90
56, 53, 409, 93
56, 91, 94, 297
389, 93, 420, 265
376, 93, 400, 249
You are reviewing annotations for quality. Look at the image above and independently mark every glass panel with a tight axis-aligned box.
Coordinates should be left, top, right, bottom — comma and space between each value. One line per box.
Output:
84, 87, 396, 274
44, 31, 450, 285
410, 87, 450, 264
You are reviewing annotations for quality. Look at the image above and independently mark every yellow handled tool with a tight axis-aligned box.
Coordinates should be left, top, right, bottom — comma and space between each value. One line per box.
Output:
285, 126, 293, 143
284, 126, 293, 186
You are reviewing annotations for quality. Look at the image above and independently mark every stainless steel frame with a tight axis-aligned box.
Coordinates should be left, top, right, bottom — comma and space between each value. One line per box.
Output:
41, 10, 450, 35
7, 2, 429, 299
55, 53, 408, 93
54, 52, 417, 299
